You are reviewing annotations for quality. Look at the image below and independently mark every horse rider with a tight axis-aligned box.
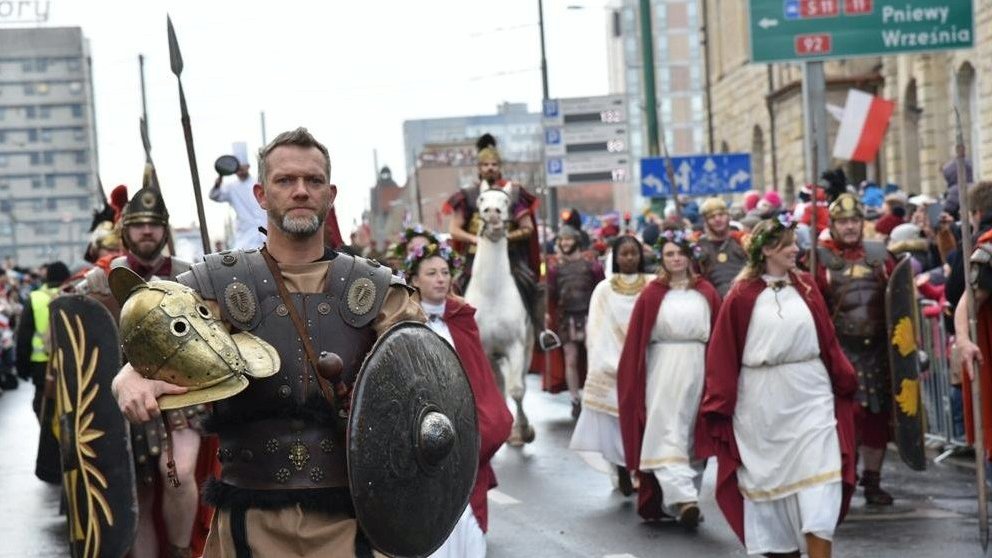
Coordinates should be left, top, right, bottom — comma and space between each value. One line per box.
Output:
443, 133, 543, 335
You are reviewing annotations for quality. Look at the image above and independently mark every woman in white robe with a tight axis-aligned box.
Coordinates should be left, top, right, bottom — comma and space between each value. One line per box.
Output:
699, 216, 858, 558
569, 235, 651, 493
617, 229, 721, 527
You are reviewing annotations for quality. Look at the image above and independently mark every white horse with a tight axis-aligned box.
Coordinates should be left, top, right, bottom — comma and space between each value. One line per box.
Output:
464, 187, 536, 446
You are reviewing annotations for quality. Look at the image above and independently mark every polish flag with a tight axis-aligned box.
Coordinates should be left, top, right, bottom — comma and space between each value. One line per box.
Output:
832, 89, 895, 163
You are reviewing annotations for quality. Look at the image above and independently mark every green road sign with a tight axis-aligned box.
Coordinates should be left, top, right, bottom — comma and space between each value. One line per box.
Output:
749, 0, 974, 63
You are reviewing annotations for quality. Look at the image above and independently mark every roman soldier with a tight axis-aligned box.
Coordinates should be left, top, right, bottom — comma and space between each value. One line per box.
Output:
545, 225, 604, 416
812, 193, 896, 506
695, 197, 747, 298
444, 133, 542, 331
84, 177, 217, 558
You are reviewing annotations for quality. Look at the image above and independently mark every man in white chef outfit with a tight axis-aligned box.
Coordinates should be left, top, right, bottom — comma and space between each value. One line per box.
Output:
209, 141, 267, 250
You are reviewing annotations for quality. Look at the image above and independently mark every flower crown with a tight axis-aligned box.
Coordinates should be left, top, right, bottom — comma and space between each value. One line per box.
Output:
747, 213, 797, 265
392, 225, 441, 259
655, 229, 703, 261
403, 241, 463, 277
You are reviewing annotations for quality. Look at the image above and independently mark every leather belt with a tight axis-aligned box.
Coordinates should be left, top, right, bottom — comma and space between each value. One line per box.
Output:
219, 419, 348, 490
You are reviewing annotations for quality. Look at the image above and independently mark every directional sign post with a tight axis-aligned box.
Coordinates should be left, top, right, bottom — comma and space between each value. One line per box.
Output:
749, 0, 974, 63
542, 94, 630, 190
640, 154, 752, 197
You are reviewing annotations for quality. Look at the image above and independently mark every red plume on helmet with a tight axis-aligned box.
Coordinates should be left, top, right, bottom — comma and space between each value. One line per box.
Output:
110, 184, 129, 222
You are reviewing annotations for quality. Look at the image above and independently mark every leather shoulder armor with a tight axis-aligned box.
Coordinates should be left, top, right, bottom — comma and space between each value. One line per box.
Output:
862, 240, 888, 267
816, 246, 845, 271
336, 254, 393, 328
178, 249, 266, 332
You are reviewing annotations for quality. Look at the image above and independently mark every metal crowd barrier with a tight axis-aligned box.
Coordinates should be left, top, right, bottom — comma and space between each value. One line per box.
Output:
917, 298, 968, 461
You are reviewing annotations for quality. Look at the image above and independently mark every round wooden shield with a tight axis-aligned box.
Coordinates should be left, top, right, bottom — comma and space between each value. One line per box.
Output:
348, 322, 479, 557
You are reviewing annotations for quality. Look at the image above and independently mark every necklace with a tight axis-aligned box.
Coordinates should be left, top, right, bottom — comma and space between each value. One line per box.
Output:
610, 274, 646, 296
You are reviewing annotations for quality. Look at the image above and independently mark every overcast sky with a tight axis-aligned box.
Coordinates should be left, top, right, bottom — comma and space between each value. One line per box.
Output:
34, 0, 614, 241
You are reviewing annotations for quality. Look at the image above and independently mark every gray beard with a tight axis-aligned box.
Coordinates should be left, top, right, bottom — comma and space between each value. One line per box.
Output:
275, 212, 323, 238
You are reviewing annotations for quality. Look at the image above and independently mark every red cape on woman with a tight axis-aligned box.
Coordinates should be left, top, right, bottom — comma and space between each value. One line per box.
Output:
616, 277, 721, 520
698, 272, 858, 544
445, 296, 514, 532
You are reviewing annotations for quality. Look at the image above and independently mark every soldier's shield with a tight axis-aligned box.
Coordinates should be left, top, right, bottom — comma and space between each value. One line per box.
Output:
348, 322, 479, 558
51, 295, 137, 558
885, 255, 927, 471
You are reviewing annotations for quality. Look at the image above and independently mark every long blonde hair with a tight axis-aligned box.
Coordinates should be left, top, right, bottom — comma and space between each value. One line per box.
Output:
735, 222, 797, 283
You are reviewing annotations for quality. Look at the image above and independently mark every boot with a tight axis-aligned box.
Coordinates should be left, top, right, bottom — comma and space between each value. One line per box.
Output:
167, 545, 192, 558
616, 465, 634, 496
860, 470, 894, 505
677, 502, 701, 531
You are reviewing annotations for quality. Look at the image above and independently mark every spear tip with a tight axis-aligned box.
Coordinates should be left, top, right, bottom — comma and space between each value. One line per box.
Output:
166, 15, 183, 76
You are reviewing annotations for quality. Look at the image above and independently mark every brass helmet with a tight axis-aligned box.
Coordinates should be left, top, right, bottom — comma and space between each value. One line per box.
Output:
121, 184, 169, 228
108, 267, 279, 410
699, 197, 728, 218
828, 193, 865, 221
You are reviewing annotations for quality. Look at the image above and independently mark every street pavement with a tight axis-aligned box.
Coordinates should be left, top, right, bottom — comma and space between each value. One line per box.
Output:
0, 373, 988, 557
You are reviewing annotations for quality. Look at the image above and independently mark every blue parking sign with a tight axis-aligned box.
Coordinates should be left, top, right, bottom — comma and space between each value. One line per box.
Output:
545, 128, 562, 145
543, 99, 559, 118
784, 0, 800, 20
547, 159, 563, 174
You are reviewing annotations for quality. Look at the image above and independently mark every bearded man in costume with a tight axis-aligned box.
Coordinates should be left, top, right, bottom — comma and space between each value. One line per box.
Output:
695, 197, 746, 298
443, 134, 542, 333
113, 128, 426, 557
546, 225, 604, 416
811, 193, 897, 506
85, 179, 216, 558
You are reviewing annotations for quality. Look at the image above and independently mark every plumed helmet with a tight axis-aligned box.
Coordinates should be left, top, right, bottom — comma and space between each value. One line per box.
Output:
557, 224, 581, 239
108, 267, 279, 410
828, 193, 865, 221
121, 185, 169, 228
476, 133, 501, 164
699, 197, 728, 218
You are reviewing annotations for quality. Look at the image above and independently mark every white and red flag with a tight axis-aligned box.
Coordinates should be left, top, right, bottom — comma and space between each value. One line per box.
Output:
832, 89, 895, 163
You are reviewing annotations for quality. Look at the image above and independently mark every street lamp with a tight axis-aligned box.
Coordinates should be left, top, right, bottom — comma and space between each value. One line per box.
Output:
537, 0, 557, 233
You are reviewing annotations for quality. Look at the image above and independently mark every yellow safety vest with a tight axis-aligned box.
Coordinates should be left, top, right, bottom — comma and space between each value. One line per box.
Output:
29, 286, 57, 362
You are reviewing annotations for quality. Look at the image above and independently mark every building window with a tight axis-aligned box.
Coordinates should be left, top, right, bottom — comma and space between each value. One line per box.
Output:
35, 83, 49, 95
39, 106, 51, 119
45, 175, 55, 188
46, 198, 56, 210
0, 132, 5, 144
78, 198, 89, 210
23, 83, 35, 95
76, 174, 88, 188
70, 104, 83, 118
24, 106, 36, 119
69, 81, 83, 95
0, 155, 6, 167
31, 177, 41, 189
22, 60, 33, 72
29, 153, 40, 165
40, 129, 51, 143
67, 58, 82, 72
42, 152, 53, 165
0, 108, 5, 120
73, 128, 85, 141
76, 150, 87, 164
35, 58, 48, 72
27, 129, 38, 142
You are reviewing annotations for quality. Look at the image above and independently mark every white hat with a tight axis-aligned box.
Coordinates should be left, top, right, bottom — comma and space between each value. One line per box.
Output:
232, 142, 249, 166
908, 194, 936, 206
889, 223, 922, 243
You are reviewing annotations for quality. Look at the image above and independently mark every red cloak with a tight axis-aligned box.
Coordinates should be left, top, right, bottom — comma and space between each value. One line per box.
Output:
616, 277, 721, 520
444, 296, 513, 532
698, 272, 858, 544
964, 229, 992, 457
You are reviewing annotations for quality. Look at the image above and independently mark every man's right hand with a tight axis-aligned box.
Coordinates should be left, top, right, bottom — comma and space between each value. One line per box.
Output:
958, 338, 984, 382
112, 363, 187, 424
